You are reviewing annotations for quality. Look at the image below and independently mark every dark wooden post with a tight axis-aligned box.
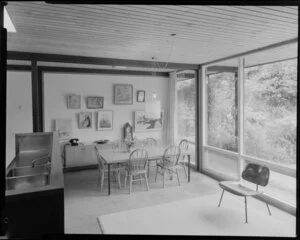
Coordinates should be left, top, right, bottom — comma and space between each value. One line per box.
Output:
31, 60, 43, 132
0, 1, 7, 236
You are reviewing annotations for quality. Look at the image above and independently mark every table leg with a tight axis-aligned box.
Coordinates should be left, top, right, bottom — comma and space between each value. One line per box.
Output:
108, 164, 111, 195
148, 161, 150, 178
188, 154, 190, 182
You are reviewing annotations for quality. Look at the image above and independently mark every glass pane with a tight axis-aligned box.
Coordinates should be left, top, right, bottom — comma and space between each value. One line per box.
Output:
207, 60, 238, 152
176, 70, 196, 165
205, 149, 239, 179
244, 58, 297, 167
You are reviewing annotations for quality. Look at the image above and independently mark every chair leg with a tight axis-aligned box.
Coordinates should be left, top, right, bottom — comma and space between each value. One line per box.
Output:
183, 163, 187, 178
117, 171, 121, 189
245, 196, 248, 223
155, 166, 159, 182
124, 172, 127, 188
129, 175, 133, 194
97, 172, 101, 188
162, 169, 165, 188
266, 203, 272, 216
100, 172, 104, 191
114, 171, 118, 183
218, 189, 225, 207
175, 168, 180, 186
144, 173, 149, 191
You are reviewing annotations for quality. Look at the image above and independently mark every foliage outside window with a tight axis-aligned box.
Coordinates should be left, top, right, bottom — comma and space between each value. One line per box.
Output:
207, 72, 238, 152
244, 59, 297, 166
177, 78, 196, 142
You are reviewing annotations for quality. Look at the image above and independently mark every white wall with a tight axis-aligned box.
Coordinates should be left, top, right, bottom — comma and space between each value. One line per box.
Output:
6, 71, 33, 167
43, 72, 169, 144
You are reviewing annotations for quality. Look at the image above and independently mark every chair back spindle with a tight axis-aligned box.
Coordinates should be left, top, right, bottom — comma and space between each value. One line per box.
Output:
95, 146, 106, 169
128, 148, 148, 173
161, 145, 181, 167
142, 138, 157, 148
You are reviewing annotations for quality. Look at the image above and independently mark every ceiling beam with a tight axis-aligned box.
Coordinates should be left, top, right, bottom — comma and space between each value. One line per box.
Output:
201, 37, 298, 66
7, 51, 199, 70
207, 65, 238, 72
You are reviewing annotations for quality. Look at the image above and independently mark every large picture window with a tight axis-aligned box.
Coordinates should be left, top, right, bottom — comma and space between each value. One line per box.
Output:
244, 59, 297, 167
176, 71, 196, 165
207, 72, 237, 152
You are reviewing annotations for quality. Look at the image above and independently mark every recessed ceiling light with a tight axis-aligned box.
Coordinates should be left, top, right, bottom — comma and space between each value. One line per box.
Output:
4, 7, 16, 33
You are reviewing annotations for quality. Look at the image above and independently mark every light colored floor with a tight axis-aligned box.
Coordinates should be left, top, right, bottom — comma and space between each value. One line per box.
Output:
64, 166, 296, 236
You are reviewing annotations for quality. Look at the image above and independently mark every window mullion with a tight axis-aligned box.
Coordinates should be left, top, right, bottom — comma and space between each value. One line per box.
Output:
237, 57, 245, 179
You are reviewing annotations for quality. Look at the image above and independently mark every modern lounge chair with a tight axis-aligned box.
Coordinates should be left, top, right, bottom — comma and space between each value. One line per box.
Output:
217, 163, 272, 223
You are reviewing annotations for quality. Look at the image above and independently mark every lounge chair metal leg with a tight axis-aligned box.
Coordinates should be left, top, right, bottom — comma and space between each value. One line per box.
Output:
266, 203, 272, 215
245, 196, 248, 223
218, 189, 225, 207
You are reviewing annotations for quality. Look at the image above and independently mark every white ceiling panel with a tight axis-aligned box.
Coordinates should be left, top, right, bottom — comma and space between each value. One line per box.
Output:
6, 3, 298, 65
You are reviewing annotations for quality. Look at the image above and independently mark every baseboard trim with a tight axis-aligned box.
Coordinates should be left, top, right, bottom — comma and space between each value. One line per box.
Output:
63, 164, 98, 173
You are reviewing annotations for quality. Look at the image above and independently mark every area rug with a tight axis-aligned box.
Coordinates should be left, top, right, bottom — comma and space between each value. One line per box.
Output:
97, 194, 295, 236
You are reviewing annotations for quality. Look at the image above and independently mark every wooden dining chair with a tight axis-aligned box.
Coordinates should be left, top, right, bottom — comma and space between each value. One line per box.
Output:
155, 145, 181, 188
142, 137, 157, 148
178, 139, 189, 178
124, 148, 149, 194
132, 137, 144, 148
111, 139, 127, 152
217, 163, 272, 223
142, 138, 159, 178
94, 146, 124, 191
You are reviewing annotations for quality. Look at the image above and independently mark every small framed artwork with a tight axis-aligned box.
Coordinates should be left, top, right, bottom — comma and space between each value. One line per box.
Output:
137, 90, 145, 102
87, 96, 104, 109
114, 84, 133, 105
67, 94, 81, 109
55, 118, 72, 140
134, 110, 164, 132
97, 110, 113, 131
78, 112, 92, 129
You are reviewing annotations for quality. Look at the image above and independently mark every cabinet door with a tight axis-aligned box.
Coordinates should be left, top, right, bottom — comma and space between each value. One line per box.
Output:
83, 145, 98, 165
65, 145, 86, 167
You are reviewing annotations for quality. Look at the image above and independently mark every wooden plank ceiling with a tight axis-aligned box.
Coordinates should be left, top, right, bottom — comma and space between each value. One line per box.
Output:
6, 3, 298, 68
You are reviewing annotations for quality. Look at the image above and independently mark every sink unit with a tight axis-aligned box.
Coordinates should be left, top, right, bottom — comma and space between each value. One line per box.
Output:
6, 165, 51, 190
2, 132, 64, 239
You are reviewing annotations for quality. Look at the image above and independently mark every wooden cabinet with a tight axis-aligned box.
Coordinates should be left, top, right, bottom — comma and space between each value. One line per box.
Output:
64, 143, 111, 168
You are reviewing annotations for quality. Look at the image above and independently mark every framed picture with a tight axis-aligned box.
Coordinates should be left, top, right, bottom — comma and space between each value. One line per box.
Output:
87, 96, 104, 109
55, 118, 72, 140
114, 84, 133, 105
137, 90, 145, 102
67, 94, 81, 109
78, 112, 92, 129
97, 110, 113, 131
134, 110, 164, 132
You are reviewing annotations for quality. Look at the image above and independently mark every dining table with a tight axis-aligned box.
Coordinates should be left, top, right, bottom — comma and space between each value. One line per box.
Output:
97, 146, 191, 195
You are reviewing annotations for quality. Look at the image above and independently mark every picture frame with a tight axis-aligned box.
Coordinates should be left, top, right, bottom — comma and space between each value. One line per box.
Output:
137, 90, 145, 102
67, 94, 81, 109
55, 118, 72, 140
78, 112, 92, 129
87, 96, 104, 109
114, 84, 133, 105
97, 110, 113, 131
134, 110, 164, 132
